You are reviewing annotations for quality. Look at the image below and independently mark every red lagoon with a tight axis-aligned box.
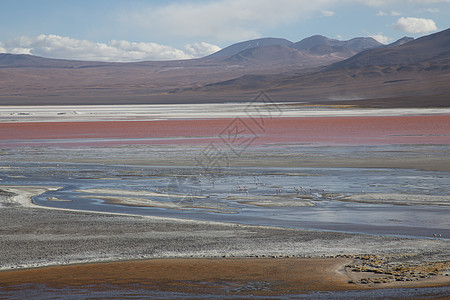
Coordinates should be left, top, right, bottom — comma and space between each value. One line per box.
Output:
1, 115, 449, 146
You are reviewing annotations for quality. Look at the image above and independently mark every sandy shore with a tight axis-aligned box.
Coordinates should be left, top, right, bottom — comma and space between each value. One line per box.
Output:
0, 184, 449, 297
341, 193, 450, 206
75, 187, 314, 210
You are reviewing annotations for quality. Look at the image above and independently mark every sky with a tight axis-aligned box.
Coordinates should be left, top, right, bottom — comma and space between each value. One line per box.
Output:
0, 0, 449, 62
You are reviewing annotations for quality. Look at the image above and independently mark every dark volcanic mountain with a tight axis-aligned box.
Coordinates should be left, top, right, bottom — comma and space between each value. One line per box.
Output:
211, 35, 383, 63
386, 36, 414, 48
206, 37, 293, 58
0, 34, 383, 70
199, 28, 450, 106
327, 28, 450, 70
290, 35, 382, 53
0, 53, 110, 68
204, 34, 384, 70
289, 35, 382, 59
208, 35, 382, 60
224, 45, 306, 64
220, 44, 351, 69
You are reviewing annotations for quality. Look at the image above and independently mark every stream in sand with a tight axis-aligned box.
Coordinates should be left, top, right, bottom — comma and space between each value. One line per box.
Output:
1, 161, 449, 240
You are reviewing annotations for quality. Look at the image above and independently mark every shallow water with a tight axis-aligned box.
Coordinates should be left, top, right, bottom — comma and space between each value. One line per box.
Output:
1, 161, 449, 240
0, 283, 449, 299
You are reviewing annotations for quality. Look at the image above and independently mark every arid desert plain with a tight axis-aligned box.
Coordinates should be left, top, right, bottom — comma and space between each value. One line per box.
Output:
0, 101, 449, 299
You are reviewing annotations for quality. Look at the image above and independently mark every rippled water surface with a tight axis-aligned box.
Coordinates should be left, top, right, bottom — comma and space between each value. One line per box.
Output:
1, 160, 449, 239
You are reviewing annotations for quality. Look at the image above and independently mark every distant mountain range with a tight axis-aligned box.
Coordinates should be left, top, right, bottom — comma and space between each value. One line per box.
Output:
207, 37, 293, 58
0, 34, 402, 70
1, 29, 449, 107
327, 29, 450, 70
208, 35, 383, 58
200, 28, 450, 107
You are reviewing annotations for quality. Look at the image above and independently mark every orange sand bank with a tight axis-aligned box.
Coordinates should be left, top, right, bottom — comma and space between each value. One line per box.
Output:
0, 258, 359, 296
1, 258, 448, 297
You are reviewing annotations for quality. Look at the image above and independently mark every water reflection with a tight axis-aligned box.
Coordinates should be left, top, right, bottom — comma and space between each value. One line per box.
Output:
1, 161, 449, 239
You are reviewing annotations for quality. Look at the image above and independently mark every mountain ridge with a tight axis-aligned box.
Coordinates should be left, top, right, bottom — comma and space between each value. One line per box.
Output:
326, 28, 450, 70
290, 35, 382, 52
196, 28, 450, 105
1, 29, 448, 107
0, 33, 388, 67
206, 37, 293, 58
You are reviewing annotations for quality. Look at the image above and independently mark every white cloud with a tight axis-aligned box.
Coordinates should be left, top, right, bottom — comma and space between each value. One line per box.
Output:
410, 0, 450, 2
322, 10, 335, 16
394, 17, 437, 34
361, 0, 450, 4
115, 0, 450, 43
370, 34, 393, 44
118, 0, 338, 43
356, 0, 450, 7
0, 35, 221, 62
2, 0, 447, 59
184, 42, 221, 58
426, 8, 439, 13
359, 0, 388, 7
376, 10, 401, 16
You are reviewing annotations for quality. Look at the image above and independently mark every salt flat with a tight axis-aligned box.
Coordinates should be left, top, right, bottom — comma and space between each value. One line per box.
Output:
1, 103, 450, 123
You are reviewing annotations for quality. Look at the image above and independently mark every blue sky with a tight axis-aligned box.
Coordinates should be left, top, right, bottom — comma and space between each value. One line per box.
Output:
0, 0, 449, 61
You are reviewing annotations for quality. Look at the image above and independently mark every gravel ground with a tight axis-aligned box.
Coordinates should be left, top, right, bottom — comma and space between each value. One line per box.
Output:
0, 186, 448, 271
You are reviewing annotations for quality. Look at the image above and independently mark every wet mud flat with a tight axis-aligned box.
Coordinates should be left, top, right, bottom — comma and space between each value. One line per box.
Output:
0, 146, 449, 298
1, 144, 449, 239
0, 186, 449, 299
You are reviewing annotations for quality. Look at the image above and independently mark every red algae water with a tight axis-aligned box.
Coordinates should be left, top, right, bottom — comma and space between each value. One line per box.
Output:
1, 115, 449, 147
